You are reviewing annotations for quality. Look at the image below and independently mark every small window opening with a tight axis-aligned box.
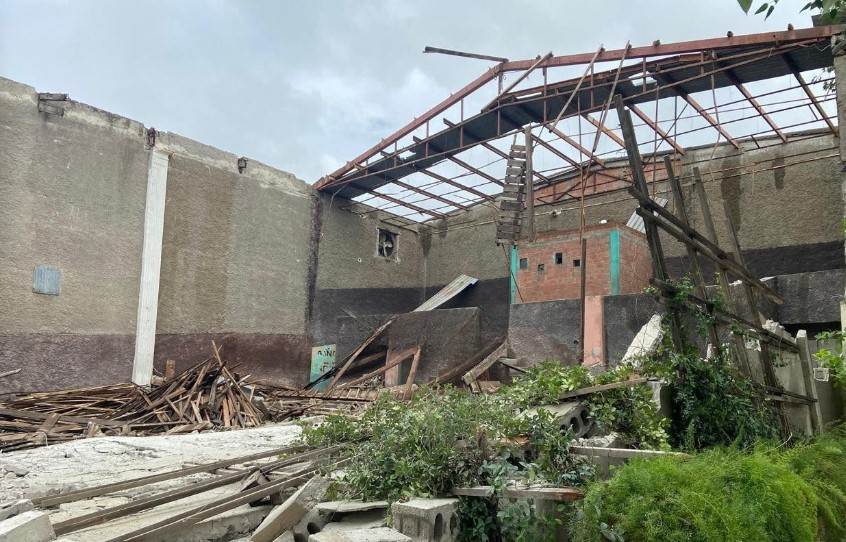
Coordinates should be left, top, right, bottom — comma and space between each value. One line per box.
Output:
537, 263, 545, 273
554, 252, 563, 265
377, 228, 397, 259
519, 258, 528, 270
573, 259, 581, 268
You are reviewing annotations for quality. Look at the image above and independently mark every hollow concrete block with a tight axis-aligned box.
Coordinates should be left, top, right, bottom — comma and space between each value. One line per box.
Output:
391, 498, 459, 542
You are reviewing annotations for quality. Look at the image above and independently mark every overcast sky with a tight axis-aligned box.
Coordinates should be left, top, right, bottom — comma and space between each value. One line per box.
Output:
0, 1, 811, 183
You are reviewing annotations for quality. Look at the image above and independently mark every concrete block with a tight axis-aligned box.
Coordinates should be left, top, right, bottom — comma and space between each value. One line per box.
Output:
0, 510, 55, 542
310, 527, 410, 542
523, 401, 593, 438
0, 499, 34, 522
251, 477, 330, 542
621, 314, 663, 366
391, 498, 459, 542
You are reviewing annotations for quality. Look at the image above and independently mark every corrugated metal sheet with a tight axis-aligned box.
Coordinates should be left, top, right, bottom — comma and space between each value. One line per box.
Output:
32, 265, 61, 296
414, 274, 479, 312
626, 197, 667, 233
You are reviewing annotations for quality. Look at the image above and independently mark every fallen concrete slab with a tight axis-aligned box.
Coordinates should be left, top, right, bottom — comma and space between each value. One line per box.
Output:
251, 477, 330, 542
310, 527, 411, 542
0, 499, 33, 522
0, 510, 55, 542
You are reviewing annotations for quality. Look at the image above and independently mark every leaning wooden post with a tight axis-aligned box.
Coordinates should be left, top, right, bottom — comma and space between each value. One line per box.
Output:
614, 94, 683, 348
796, 330, 823, 434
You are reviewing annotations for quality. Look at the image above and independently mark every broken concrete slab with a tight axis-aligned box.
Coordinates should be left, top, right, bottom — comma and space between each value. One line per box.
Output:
621, 314, 663, 366
251, 477, 330, 542
391, 498, 459, 542
309, 527, 411, 542
0, 510, 55, 542
0, 499, 33, 522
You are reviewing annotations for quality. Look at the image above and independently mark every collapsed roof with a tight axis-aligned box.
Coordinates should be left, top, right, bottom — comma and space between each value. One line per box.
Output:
316, 25, 842, 226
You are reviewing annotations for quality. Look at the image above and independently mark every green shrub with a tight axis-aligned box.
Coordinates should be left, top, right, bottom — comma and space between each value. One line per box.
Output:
502, 361, 669, 449
572, 449, 818, 542
654, 348, 780, 450
780, 427, 846, 541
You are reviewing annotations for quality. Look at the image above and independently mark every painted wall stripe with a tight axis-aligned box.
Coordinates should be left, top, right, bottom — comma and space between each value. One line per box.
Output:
609, 229, 621, 296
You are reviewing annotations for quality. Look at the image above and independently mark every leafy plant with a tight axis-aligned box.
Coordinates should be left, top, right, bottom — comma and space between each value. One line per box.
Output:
814, 330, 846, 389
738, 0, 845, 22
663, 347, 780, 450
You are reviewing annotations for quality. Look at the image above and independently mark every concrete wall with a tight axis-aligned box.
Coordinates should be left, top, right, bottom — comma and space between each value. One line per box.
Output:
152, 133, 315, 387
310, 195, 427, 347
0, 77, 147, 392
0, 77, 315, 393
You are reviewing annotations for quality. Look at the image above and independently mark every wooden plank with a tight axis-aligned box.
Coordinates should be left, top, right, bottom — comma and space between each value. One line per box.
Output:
34, 443, 312, 507
429, 337, 506, 386
0, 408, 125, 428
796, 330, 823, 433
338, 347, 416, 389
403, 346, 422, 400
462, 341, 508, 385
558, 378, 650, 401
665, 156, 721, 354
691, 167, 754, 376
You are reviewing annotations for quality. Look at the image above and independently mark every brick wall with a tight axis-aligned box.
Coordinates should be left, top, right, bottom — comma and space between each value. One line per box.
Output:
515, 223, 651, 302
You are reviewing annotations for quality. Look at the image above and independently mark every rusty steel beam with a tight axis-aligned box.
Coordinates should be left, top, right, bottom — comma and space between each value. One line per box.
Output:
320, 27, 840, 189
583, 114, 626, 148
485, 52, 553, 110
532, 135, 580, 168
416, 168, 495, 202
317, 64, 502, 188
423, 46, 508, 63
444, 118, 556, 184
725, 69, 786, 142
680, 91, 740, 148
501, 25, 841, 72
628, 104, 686, 155
547, 125, 606, 166
783, 55, 837, 136
370, 188, 447, 219
390, 179, 469, 210
656, 73, 739, 148
415, 135, 504, 186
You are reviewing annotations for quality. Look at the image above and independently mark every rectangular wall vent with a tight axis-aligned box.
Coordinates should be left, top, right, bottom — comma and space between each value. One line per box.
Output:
32, 265, 62, 295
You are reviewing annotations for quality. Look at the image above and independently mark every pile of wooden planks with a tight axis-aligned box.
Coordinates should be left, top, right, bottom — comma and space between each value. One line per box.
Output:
110, 345, 265, 433
0, 344, 287, 451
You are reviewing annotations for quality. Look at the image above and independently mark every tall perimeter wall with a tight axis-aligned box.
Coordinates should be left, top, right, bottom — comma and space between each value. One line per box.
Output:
0, 77, 315, 393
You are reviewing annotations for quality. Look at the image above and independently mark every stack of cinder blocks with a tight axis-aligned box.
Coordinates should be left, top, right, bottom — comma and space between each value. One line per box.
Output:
391, 498, 459, 542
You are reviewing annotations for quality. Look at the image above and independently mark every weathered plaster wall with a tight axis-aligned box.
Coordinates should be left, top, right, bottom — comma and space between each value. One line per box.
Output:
0, 77, 147, 392
0, 76, 315, 393
152, 132, 315, 387
310, 194, 426, 347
